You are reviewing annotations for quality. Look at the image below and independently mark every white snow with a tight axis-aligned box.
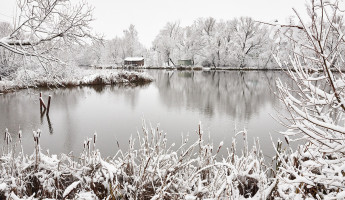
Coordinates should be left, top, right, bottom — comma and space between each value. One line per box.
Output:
75, 191, 97, 200
124, 57, 144, 61
63, 181, 80, 198
0, 183, 7, 191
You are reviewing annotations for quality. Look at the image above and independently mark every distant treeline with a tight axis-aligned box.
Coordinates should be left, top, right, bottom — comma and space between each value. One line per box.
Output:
75, 17, 302, 69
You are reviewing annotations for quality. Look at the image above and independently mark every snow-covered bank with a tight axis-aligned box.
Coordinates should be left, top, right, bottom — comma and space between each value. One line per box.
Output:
0, 69, 153, 93
1, 124, 344, 199
0, 125, 273, 200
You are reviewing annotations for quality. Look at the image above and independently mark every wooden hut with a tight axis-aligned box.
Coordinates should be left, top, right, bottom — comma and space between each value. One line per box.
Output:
178, 59, 194, 66
124, 57, 144, 67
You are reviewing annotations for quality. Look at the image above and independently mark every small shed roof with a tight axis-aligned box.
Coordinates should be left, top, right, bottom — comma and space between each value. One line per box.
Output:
124, 57, 144, 61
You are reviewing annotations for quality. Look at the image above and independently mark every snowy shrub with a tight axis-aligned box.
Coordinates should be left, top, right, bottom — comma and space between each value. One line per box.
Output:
274, 0, 345, 198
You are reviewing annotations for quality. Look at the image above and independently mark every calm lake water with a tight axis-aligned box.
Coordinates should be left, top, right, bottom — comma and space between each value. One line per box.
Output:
0, 70, 291, 159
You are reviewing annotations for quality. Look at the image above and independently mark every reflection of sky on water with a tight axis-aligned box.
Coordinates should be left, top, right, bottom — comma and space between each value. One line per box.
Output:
0, 70, 292, 159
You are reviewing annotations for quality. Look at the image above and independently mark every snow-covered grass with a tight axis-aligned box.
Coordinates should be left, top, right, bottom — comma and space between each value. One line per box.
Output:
0, 68, 153, 93
1, 123, 345, 199
0, 123, 277, 199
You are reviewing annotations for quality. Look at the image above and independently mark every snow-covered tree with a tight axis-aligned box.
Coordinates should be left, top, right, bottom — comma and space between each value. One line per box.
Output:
151, 17, 273, 68
233, 17, 270, 68
152, 21, 181, 66
0, 22, 16, 77
275, 0, 345, 198
123, 24, 144, 57
0, 0, 95, 79
178, 24, 206, 65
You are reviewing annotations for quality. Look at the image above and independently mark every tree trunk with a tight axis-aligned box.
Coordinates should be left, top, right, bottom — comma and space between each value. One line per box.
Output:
169, 58, 176, 66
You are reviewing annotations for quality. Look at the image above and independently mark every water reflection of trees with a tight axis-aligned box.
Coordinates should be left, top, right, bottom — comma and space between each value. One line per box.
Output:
0, 84, 149, 139
151, 70, 290, 120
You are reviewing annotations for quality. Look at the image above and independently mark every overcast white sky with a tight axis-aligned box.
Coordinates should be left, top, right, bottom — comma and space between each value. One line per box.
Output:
0, 0, 308, 47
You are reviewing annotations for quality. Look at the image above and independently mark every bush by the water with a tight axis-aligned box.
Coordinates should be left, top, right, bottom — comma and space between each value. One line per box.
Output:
0, 68, 153, 93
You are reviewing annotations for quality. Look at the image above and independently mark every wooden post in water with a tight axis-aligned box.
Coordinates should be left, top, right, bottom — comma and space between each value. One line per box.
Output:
47, 95, 51, 115
39, 93, 51, 116
39, 93, 47, 113
39, 92, 42, 113
40, 97, 47, 110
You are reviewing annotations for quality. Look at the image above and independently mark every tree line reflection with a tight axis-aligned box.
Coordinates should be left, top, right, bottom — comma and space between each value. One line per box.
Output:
150, 70, 289, 120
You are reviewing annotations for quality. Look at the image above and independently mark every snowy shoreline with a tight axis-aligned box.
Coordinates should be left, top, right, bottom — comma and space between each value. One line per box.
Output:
1, 124, 344, 199
85, 65, 283, 71
85, 65, 345, 73
0, 70, 153, 94
0, 125, 275, 199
